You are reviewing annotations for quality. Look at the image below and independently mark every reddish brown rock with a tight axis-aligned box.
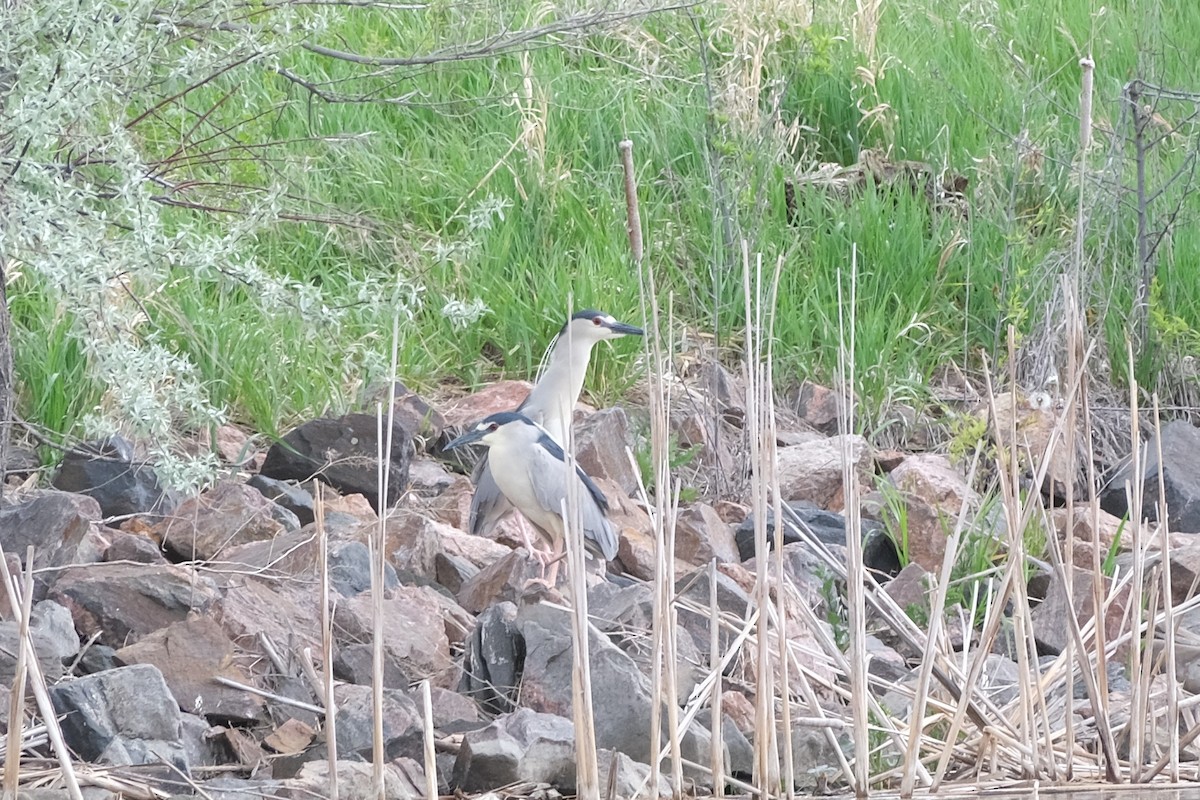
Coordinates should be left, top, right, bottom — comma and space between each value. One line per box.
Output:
214, 425, 253, 465
456, 549, 545, 614
217, 577, 319, 656
675, 503, 740, 565
155, 480, 293, 561
884, 453, 976, 572
775, 434, 872, 511
116, 616, 265, 724
333, 586, 455, 688
575, 407, 639, 497
0, 490, 107, 587
52, 563, 220, 648
387, 512, 511, 584
787, 380, 842, 435
721, 690, 756, 734
1031, 568, 1132, 657
441, 381, 533, 429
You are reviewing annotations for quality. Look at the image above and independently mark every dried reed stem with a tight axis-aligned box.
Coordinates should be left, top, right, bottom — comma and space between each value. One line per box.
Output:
316, 485, 339, 800
3, 554, 29, 798
708, 561, 724, 799
371, 313, 402, 800
838, 245, 869, 795
421, 680, 439, 800
561, 309, 600, 800
1126, 339, 1146, 781
1152, 395, 1179, 779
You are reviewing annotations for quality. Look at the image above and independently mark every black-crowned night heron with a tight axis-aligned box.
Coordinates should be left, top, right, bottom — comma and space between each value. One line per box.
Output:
467, 310, 642, 547
446, 411, 619, 587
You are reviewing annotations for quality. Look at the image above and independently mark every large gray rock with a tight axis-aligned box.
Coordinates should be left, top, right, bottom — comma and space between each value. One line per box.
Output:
675, 503, 740, 565
882, 454, 977, 572
29, 599, 81, 663
333, 684, 423, 762
460, 601, 521, 714
277, 759, 423, 800
597, 749, 671, 799
775, 435, 872, 509
261, 413, 414, 512
51, 436, 176, 519
51, 563, 220, 648
1102, 419, 1200, 533
246, 474, 315, 527
517, 602, 713, 771
50, 664, 188, 772
735, 501, 897, 576
452, 708, 575, 792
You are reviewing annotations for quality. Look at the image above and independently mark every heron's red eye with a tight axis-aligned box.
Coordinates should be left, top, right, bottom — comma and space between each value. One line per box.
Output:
488, 423, 499, 431
592, 317, 603, 326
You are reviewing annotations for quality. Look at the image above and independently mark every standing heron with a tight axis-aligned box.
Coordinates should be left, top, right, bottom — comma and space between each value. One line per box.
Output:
467, 310, 641, 563
447, 411, 619, 587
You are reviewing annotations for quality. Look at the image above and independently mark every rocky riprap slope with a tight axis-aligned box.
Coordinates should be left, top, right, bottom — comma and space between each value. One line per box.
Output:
5, 362, 1200, 799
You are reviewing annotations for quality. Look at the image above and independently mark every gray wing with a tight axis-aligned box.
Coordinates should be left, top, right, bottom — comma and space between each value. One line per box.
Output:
527, 445, 619, 562
468, 452, 515, 536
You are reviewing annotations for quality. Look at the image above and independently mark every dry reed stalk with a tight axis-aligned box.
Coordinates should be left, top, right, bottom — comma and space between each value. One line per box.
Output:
899, 450, 982, 796
836, 247, 869, 795
708, 562, 724, 798
0, 546, 83, 800
421, 680, 438, 800
618, 140, 643, 264
742, 243, 778, 795
3, 553, 30, 797
761, 253, 793, 799
316, 485, 338, 800
1151, 395, 1180, 778
1126, 340, 1146, 781
371, 314, 402, 800
560, 309, 600, 800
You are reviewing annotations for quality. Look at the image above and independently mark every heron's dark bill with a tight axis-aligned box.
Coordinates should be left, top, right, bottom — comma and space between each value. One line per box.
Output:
607, 320, 644, 336
444, 429, 486, 450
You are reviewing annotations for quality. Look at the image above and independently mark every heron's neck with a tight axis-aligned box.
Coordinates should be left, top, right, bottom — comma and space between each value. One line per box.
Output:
522, 333, 595, 443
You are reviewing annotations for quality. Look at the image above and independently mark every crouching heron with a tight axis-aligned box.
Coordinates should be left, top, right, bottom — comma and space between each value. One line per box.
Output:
447, 411, 619, 587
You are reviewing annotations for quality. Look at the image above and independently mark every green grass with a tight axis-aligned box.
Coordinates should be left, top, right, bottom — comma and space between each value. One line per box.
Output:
9, 0, 1200, 445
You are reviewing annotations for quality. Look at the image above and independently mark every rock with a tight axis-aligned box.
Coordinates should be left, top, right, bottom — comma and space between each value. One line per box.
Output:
247, 475, 315, 526
30, 600, 81, 663
51, 436, 176, 519
674, 565, 754, 655
881, 563, 931, 621
0, 620, 71, 683
103, 531, 168, 565
456, 549, 545, 614
156, 480, 298, 561
989, 390, 1077, 501
1031, 568, 1132, 656
51, 563, 220, 648
116, 616, 265, 724
452, 708, 576, 792
721, 691, 756, 734
786, 380, 841, 435
575, 407, 638, 497
387, 513, 511, 585
977, 653, 1021, 706
734, 500, 897, 576
50, 664, 188, 771
179, 712, 226, 769
261, 413, 414, 512
195, 777, 286, 800
414, 685, 481, 732
0, 490, 107, 590
214, 425, 253, 465
78, 644, 120, 675
278, 759, 423, 800
775, 434, 871, 510
883, 454, 977, 572
675, 503, 740, 565
597, 749, 671, 799
442, 381, 532, 430
329, 540, 398, 597
216, 577, 319, 656
333, 683, 423, 761
3, 446, 41, 480
865, 634, 908, 684
1102, 420, 1200, 532
435, 552, 478, 594
333, 586, 455, 687
407, 457, 458, 498
724, 717, 755, 776
1053, 507, 1126, 562
460, 601, 521, 714
386, 381, 446, 447
517, 602, 712, 771
788, 727, 850, 790
333, 642, 411, 688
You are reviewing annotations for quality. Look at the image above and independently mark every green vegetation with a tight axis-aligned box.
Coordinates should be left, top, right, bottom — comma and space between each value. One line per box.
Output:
6, 0, 1200, 472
